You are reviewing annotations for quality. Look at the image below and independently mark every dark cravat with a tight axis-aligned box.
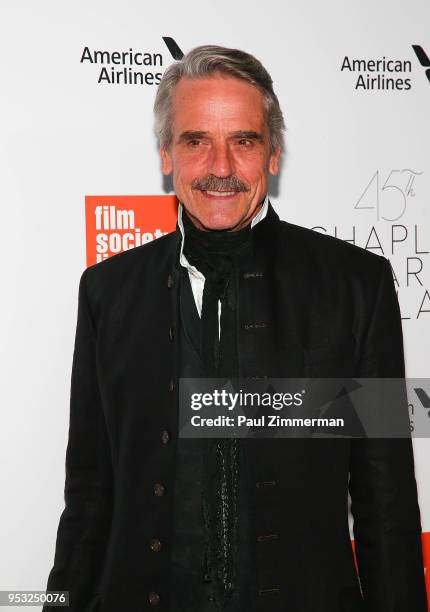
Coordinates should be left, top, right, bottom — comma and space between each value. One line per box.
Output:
181, 207, 254, 608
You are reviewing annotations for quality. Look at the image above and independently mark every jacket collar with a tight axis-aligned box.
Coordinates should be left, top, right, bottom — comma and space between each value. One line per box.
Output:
177, 194, 269, 272
174, 194, 279, 268
167, 197, 281, 378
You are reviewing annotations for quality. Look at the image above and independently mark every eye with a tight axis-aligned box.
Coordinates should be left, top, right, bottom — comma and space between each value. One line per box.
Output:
187, 139, 202, 147
238, 138, 252, 146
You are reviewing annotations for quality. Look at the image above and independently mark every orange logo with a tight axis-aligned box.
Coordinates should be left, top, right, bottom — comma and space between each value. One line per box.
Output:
85, 195, 178, 266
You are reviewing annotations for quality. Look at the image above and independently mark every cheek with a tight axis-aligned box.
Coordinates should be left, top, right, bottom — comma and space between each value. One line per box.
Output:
174, 153, 209, 182
233, 154, 268, 179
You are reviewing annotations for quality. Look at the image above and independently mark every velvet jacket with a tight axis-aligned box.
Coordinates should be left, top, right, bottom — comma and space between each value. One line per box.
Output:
43, 202, 427, 612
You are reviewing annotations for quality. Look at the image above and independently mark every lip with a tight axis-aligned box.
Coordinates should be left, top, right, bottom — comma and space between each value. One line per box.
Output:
200, 190, 240, 200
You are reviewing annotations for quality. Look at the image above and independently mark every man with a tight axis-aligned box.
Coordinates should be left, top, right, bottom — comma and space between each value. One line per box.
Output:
44, 45, 427, 611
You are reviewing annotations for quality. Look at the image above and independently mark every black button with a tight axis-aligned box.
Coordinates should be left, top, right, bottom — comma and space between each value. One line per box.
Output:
258, 587, 280, 595
154, 482, 165, 496
150, 538, 162, 552
244, 322, 267, 330
161, 430, 170, 444
256, 480, 277, 488
243, 271, 264, 279
256, 533, 279, 541
148, 591, 160, 605
169, 325, 174, 341
167, 274, 174, 289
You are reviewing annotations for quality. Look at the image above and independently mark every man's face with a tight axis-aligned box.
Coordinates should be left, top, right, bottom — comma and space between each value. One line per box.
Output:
160, 74, 281, 231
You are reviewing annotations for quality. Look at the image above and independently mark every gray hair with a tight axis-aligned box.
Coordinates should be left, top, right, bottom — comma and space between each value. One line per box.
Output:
153, 44, 286, 153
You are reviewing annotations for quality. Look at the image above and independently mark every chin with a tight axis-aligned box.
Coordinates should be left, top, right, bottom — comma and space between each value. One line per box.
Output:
198, 214, 243, 231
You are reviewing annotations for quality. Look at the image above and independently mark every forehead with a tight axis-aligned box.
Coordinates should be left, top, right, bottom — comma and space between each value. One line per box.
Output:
170, 75, 266, 133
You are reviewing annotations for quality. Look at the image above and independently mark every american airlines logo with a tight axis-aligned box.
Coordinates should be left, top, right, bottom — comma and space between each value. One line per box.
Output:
414, 388, 430, 418
79, 36, 184, 85
412, 45, 430, 84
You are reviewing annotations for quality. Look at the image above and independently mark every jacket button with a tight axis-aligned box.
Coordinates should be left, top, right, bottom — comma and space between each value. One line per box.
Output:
256, 533, 279, 541
259, 587, 280, 595
256, 480, 277, 488
154, 482, 165, 496
169, 325, 174, 341
148, 591, 160, 605
243, 271, 264, 279
167, 274, 174, 289
150, 538, 162, 552
244, 322, 267, 330
161, 430, 170, 444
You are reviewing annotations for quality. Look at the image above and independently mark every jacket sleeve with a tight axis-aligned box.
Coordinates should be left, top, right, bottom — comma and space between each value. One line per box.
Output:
43, 268, 114, 612
348, 256, 427, 611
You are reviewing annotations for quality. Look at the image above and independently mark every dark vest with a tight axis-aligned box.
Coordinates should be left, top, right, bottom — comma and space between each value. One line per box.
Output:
169, 267, 256, 611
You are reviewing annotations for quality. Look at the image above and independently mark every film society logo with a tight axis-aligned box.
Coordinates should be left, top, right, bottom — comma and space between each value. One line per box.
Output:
340, 44, 430, 90
313, 169, 429, 320
80, 36, 183, 85
85, 196, 178, 267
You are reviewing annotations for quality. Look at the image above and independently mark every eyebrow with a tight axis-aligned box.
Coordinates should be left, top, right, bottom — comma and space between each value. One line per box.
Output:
176, 130, 265, 144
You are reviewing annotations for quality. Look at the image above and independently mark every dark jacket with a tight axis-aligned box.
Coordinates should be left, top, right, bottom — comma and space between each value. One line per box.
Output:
44, 202, 427, 612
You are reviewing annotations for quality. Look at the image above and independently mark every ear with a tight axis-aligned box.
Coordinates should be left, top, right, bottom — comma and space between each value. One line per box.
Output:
268, 145, 281, 176
160, 146, 173, 175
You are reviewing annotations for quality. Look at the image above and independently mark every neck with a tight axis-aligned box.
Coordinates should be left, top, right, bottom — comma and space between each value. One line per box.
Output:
182, 207, 251, 248
181, 213, 254, 275
182, 199, 265, 233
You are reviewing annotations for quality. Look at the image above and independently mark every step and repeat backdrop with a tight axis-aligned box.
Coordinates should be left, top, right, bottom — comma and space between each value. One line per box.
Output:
1, 0, 429, 606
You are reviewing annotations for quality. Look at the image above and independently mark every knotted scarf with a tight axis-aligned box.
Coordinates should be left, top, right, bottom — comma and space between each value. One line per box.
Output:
181, 206, 254, 609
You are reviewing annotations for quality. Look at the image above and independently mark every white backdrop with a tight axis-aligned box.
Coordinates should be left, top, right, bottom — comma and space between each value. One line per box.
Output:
0, 0, 429, 606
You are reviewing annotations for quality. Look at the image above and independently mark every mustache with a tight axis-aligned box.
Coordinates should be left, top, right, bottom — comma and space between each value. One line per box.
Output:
191, 174, 250, 192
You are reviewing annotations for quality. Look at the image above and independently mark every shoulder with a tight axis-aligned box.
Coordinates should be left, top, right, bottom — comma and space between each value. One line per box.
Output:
80, 230, 179, 304
276, 218, 388, 282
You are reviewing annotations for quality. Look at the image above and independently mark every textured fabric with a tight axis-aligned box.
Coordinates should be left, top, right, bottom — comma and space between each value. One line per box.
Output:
181, 206, 253, 377
176, 194, 269, 320
172, 208, 259, 610
170, 267, 253, 611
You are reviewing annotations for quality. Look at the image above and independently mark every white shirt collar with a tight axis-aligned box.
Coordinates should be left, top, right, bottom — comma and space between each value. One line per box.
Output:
177, 194, 269, 275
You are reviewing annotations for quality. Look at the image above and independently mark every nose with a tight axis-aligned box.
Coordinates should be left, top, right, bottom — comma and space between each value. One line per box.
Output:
208, 141, 234, 178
